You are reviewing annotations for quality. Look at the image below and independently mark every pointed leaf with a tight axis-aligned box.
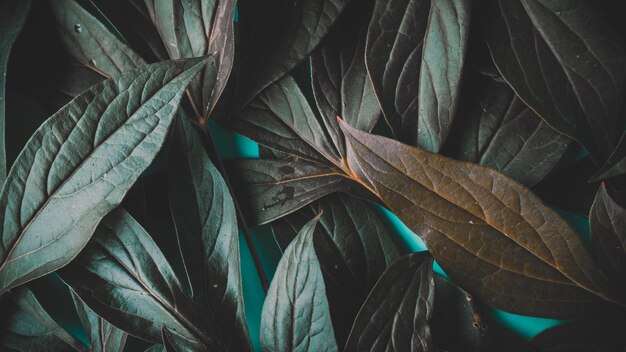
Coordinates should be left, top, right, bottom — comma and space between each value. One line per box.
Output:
142, 0, 235, 117
230, 75, 342, 164
591, 131, 626, 181
70, 291, 127, 352
366, 0, 470, 151
344, 252, 434, 352
168, 116, 252, 351
0, 287, 86, 352
272, 193, 401, 345
339, 120, 624, 318
0, 0, 30, 185
485, 0, 626, 162
454, 76, 570, 186
60, 209, 216, 349
234, 0, 349, 109
0, 57, 208, 295
261, 215, 338, 352
51, 0, 146, 77
530, 319, 626, 351
227, 156, 353, 225
310, 0, 380, 157
590, 184, 626, 293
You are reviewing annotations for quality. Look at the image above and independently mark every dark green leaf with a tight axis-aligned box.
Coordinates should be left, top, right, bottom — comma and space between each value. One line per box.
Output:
345, 252, 434, 352
142, 0, 235, 117
339, 120, 624, 318
70, 291, 127, 352
0, 287, 86, 352
530, 319, 626, 351
162, 327, 196, 352
168, 116, 252, 351
431, 276, 535, 352
145, 345, 166, 352
234, 0, 348, 110
0, 0, 30, 185
51, 0, 146, 77
485, 0, 626, 162
61, 209, 215, 349
590, 183, 626, 293
261, 214, 338, 352
310, 0, 380, 157
454, 76, 570, 186
226, 156, 353, 225
0, 57, 208, 295
366, 0, 470, 151
591, 132, 626, 181
272, 193, 401, 345
230, 75, 342, 164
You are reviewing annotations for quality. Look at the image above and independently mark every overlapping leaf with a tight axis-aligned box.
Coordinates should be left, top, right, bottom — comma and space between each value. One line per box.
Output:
590, 184, 626, 293
485, 0, 626, 162
344, 252, 434, 352
261, 215, 338, 352
339, 121, 624, 318
0, 287, 86, 352
271, 193, 401, 345
70, 291, 127, 352
453, 75, 570, 186
0, 57, 208, 295
61, 209, 215, 349
234, 0, 349, 110
366, 0, 470, 151
310, 0, 380, 157
0, 0, 30, 185
168, 116, 252, 351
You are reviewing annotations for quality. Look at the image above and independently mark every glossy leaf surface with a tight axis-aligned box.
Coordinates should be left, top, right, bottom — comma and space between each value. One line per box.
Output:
0, 0, 30, 185
61, 209, 213, 349
485, 0, 626, 162
168, 116, 252, 351
345, 252, 435, 352
0, 57, 208, 295
261, 215, 338, 352
366, 0, 470, 151
340, 121, 624, 318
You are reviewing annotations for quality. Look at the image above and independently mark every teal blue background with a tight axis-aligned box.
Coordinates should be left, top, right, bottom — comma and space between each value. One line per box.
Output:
208, 123, 583, 351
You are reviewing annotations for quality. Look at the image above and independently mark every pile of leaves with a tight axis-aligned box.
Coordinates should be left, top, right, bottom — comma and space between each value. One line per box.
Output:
1, 0, 626, 351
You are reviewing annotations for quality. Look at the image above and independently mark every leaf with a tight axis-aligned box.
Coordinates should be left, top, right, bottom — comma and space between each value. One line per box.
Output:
60, 209, 215, 349
591, 131, 626, 181
590, 184, 626, 293
344, 252, 434, 352
226, 156, 354, 225
234, 0, 348, 110
366, 0, 470, 152
70, 291, 127, 352
0, 287, 86, 352
454, 76, 570, 186
271, 193, 401, 345
431, 276, 535, 352
339, 120, 625, 318
230, 75, 342, 164
168, 116, 252, 351
310, 0, 381, 157
261, 214, 338, 352
0, 57, 208, 295
0, 0, 30, 186
162, 327, 197, 352
530, 319, 626, 351
50, 0, 146, 77
142, 0, 235, 117
484, 0, 626, 162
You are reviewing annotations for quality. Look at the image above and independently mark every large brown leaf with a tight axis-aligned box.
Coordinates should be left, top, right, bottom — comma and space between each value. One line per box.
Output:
338, 120, 625, 318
